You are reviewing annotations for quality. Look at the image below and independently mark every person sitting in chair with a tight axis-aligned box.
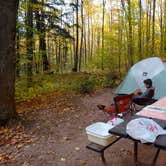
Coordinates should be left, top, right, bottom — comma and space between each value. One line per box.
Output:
132, 79, 156, 110
133, 79, 154, 98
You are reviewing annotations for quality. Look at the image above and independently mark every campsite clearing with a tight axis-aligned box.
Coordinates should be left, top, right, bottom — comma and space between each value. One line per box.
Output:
0, 88, 165, 166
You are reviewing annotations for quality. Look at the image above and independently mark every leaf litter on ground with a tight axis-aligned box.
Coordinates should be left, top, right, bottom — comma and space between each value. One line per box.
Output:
0, 125, 37, 164
0, 92, 80, 165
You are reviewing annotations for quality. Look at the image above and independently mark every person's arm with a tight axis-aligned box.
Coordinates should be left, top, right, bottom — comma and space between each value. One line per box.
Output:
134, 88, 142, 96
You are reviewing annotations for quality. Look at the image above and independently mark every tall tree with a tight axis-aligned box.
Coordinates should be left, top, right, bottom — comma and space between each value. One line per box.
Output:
79, 0, 84, 71
0, 0, 19, 124
138, 0, 142, 60
72, 0, 79, 72
87, 4, 91, 62
34, 0, 50, 72
16, 18, 20, 77
121, 0, 133, 67
152, 0, 156, 55
101, 0, 106, 70
127, 0, 134, 66
39, 0, 50, 71
159, 0, 164, 56
164, 0, 166, 55
26, 0, 34, 87
145, 0, 152, 57
118, 9, 122, 75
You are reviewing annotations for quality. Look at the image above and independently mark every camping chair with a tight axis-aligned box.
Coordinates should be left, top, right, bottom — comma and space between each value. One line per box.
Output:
131, 88, 157, 111
97, 94, 133, 118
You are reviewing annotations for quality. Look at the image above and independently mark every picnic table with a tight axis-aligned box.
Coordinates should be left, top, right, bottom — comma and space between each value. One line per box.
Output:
109, 97, 166, 165
137, 97, 166, 120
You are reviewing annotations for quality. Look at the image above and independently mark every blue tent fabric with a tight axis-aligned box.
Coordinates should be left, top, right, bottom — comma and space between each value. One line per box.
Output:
152, 71, 166, 99
116, 70, 139, 94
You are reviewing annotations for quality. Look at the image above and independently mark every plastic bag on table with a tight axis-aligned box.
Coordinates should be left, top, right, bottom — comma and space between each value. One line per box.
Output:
107, 116, 124, 127
126, 118, 166, 143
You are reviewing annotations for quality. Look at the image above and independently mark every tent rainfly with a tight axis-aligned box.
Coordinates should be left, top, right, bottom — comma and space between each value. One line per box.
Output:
116, 57, 166, 99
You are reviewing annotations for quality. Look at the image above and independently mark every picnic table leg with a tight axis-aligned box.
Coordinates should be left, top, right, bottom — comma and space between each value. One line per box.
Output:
134, 141, 138, 162
152, 148, 160, 166
101, 151, 106, 163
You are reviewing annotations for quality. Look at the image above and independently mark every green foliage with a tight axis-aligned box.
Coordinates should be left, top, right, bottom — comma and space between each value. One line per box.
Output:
75, 77, 96, 94
15, 75, 57, 101
15, 72, 119, 101
95, 76, 115, 88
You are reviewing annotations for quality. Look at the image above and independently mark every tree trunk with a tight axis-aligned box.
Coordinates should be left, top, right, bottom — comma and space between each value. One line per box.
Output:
79, 0, 84, 71
159, 0, 164, 56
145, 0, 149, 57
72, 0, 79, 72
152, 0, 156, 55
127, 0, 134, 66
164, 0, 166, 54
83, 21, 87, 67
0, 0, 19, 124
87, 10, 91, 62
34, 0, 49, 72
63, 40, 68, 70
26, 0, 34, 87
101, 0, 105, 70
118, 10, 122, 75
16, 19, 20, 77
56, 38, 61, 72
90, 18, 94, 60
146, 0, 152, 57
138, 0, 142, 60
40, 8, 49, 71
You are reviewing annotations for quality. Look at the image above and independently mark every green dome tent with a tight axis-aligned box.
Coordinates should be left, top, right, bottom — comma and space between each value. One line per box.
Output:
116, 57, 166, 99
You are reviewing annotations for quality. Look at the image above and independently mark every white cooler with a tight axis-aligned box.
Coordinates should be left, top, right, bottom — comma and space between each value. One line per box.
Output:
86, 122, 117, 146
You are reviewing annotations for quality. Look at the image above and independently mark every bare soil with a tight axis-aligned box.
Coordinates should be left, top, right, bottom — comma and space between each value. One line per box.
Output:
1, 88, 165, 166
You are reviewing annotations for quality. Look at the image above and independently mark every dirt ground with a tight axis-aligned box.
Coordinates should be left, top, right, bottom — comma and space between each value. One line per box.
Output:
1, 88, 166, 166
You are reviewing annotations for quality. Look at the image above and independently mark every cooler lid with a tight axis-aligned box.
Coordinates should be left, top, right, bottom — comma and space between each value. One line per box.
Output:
86, 122, 113, 138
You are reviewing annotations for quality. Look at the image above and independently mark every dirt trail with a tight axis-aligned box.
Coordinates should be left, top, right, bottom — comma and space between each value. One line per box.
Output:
1, 88, 166, 166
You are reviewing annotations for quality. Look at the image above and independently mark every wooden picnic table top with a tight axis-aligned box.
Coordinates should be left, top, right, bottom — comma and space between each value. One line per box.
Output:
109, 115, 166, 149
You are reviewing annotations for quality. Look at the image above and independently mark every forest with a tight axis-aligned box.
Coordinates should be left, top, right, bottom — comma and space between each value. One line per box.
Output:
14, 0, 166, 96
16, 0, 166, 74
0, 0, 166, 125
0, 0, 166, 165
0, 0, 166, 127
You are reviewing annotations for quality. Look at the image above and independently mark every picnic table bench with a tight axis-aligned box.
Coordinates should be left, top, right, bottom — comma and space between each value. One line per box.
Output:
86, 137, 121, 162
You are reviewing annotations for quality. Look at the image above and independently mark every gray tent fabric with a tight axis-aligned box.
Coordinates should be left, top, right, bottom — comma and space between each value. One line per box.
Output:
164, 62, 166, 69
116, 57, 166, 99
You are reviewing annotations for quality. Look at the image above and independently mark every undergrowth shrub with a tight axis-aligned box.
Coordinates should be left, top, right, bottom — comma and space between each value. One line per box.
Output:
75, 77, 96, 94
15, 72, 120, 101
